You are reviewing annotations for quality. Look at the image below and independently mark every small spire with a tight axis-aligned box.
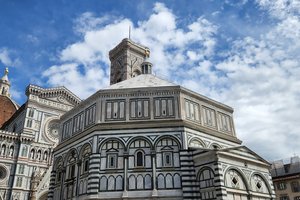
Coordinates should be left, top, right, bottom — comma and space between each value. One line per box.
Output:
1, 67, 9, 82
0, 67, 11, 97
5, 67, 8, 75
141, 50, 153, 75
145, 49, 150, 58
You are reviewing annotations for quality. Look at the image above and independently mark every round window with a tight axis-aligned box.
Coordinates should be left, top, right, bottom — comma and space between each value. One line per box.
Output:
45, 118, 60, 143
0, 165, 7, 180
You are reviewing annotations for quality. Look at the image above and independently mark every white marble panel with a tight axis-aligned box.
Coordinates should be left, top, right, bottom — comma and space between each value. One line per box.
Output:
137, 175, 143, 189
108, 176, 115, 190
129, 175, 136, 190
144, 174, 152, 189
145, 156, 151, 167
157, 174, 165, 189
173, 174, 181, 188
100, 158, 106, 170
100, 176, 107, 191
156, 154, 162, 167
165, 174, 173, 189
116, 176, 123, 190
173, 153, 180, 167
128, 156, 134, 168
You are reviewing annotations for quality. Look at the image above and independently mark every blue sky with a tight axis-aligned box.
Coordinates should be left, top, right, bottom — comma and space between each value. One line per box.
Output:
0, 0, 299, 161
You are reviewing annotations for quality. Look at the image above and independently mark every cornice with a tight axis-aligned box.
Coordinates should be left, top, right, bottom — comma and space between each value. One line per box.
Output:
180, 86, 234, 113
54, 119, 241, 152
60, 86, 181, 121
0, 130, 34, 142
25, 84, 81, 106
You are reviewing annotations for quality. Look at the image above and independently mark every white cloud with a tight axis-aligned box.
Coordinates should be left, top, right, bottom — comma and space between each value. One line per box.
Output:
43, 63, 108, 98
210, 1, 300, 160
44, 2, 217, 98
0, 48, 20, 67
42, 1, 300, 160
256, 0, 300, 19
10, 87, 22, 101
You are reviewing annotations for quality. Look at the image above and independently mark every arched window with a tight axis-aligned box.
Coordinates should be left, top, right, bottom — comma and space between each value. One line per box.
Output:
21, 146, 28, 157
37, 150, 42, 160
43, 151, 48, 161
136, 151, 144, 167
80, 144, 91, 174
155, 137, 180, 168
189, 138, 205, 148
66, 151, 77, 180
225, 169, 249, 199
9, 146, 14, 157
100, 139, 124, 171
1, 144, 6, 156
198, 168, 216, 200
30, 149, 35, 159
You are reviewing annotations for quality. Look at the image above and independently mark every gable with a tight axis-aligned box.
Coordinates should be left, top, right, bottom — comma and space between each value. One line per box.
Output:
218, 146, 270, 165
26, 84, 81, 106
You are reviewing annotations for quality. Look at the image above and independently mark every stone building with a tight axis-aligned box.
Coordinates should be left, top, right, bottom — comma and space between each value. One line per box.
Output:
0, 67, 81, 200
271, 156, 300, 200
47, 38, 276, 200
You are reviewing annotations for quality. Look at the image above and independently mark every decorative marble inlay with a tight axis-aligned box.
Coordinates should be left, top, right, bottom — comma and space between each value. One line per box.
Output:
0, 165, 7, 181
46, 121, 60, 142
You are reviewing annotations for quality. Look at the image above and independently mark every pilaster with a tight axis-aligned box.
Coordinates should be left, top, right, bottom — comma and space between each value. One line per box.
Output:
87, 153, 101, 194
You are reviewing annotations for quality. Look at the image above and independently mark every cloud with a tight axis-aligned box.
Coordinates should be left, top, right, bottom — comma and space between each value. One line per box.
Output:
10, 87, 22, 101
0, 48, 20, 67
256, 0, 300, 19
211, 1, 300, 160
42, 1, 299, 160
43, 63, 109, 98
43, 2, 217, 98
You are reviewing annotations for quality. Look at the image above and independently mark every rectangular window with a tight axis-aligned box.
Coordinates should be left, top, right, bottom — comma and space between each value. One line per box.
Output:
16, 177, 23, 187
69, 164, 75, 178
113, 102, 118, 118
218, 112, 232, 132
203, 106, 216, 127
26, 119, 33, 128
119, 102, 125, 118
62, 119, 72, 140
106, 102, 112, 119
21, 146, 28, 157
161, 99, 167, 116
129, 99, 150, 119
154, 97, 175, 118
73, 112, 83, 133
185, 99, 200, 122
163, 152, 173, 167
280, 196, 289, 200
57, 171, 62, 183
105, 100, 126, 121
18, 164, 25, 174
28, 108, 34, 118
85, 104, 96, 127
83, 159, 89, 173
291, 181, 300, 192
155, 100, 160, 117
278, 182, 287, 190
107, 154, 117, 168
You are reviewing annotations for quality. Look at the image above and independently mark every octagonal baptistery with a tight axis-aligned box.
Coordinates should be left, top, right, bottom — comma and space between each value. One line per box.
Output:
48, 39, 275, 200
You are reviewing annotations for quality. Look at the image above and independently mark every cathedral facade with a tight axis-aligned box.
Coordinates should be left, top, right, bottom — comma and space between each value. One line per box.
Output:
0, 69, 81, 200
46, 39, 276, 200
